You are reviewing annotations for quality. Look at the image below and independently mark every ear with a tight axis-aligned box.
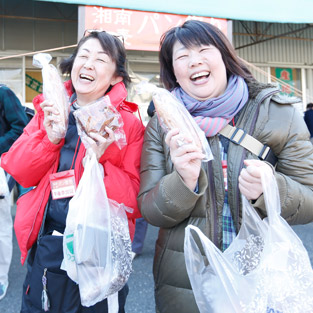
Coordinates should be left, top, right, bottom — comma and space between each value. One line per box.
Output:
111, 76, 123, 86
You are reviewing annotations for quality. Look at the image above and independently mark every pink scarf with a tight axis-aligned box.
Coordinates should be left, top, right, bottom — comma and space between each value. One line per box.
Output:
173, 75, 248, 137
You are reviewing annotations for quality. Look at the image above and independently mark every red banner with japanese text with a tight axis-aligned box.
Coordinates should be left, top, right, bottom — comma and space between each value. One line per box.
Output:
82, 6, 228, 51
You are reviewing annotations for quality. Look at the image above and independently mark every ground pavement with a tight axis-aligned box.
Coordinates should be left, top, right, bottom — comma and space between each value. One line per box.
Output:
0, 208, 158, 313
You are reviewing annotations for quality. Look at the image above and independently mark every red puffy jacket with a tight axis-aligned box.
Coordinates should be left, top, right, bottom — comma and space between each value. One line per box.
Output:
1, 81, 145, 265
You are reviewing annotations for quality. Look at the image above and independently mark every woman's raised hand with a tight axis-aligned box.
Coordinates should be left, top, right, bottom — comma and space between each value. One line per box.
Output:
85, 126, 115, 161
238, 159, 272, 200
165, 128, 205, 191
41, 100, 62, 145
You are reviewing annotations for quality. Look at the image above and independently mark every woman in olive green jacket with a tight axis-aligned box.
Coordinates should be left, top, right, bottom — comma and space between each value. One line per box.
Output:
138, 20, 313, 313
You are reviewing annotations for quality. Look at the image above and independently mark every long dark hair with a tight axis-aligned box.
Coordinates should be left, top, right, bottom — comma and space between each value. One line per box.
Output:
60, 31, 131, 88
159, 20, 255, 90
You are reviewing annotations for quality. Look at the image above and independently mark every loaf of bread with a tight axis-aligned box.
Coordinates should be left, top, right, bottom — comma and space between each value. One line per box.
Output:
75, 104, 119, 138
33, 53, 69, 139
152, 87, 213, 161
43, 64, 69, 139
153, 88, 203, 148
74, 96, 125, 148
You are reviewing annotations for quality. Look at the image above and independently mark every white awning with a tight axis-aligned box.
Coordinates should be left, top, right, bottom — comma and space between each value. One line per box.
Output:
36, 0, 313, 24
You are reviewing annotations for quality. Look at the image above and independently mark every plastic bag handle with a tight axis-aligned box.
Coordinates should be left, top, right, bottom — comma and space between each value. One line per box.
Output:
185, 225, 242, 312
33, 53, 52, 68
185, 225, 235, 288
260, 169, 281, 224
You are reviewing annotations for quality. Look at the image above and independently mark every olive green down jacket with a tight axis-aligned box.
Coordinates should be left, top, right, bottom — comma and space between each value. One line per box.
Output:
137, 82, 313, 313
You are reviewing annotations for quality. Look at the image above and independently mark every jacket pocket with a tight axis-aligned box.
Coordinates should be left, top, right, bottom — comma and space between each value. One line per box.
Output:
26, 234, 78, 312
27, 262, 68, 311
154, 228, 173, 286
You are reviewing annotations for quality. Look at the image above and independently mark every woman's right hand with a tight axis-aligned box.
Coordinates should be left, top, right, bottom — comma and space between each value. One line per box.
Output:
238, 159, 272, 200
40, 100, 61, 145
165, 128, 205, 191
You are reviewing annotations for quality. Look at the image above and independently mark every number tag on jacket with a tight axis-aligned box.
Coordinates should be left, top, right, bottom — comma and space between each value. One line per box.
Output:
49, 170, 76, 200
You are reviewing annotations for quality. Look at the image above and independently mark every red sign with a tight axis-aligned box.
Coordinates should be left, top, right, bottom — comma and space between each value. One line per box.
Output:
83, 6, 228, 51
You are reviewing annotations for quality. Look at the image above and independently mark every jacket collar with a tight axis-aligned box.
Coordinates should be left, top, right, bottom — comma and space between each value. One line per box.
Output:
106, 81, 127, 108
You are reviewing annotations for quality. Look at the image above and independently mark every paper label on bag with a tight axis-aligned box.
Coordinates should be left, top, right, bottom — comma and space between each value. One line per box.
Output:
52, 230, 63, 236
49, 170, 76, 200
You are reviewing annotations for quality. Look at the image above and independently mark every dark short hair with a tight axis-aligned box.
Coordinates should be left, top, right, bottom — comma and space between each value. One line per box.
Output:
60, 31, 131, 89
159, 20, 254, 90
307, 103, 313, 109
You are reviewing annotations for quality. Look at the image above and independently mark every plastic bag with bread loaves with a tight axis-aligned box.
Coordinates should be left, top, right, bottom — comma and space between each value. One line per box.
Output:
33, 53, 69, 139
73, 95, 127, 150
136, 82, 213, 161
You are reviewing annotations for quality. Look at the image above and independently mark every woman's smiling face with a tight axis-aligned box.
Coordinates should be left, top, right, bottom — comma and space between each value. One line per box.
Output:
71, 38, 122, 106
172, 41, 227, 101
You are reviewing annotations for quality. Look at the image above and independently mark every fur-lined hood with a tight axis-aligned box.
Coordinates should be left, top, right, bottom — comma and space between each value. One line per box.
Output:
245, 79, 277, 99
246, 79, 300, 105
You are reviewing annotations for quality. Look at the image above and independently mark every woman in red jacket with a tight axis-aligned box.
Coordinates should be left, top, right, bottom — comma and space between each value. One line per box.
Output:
1, 31, 144, 313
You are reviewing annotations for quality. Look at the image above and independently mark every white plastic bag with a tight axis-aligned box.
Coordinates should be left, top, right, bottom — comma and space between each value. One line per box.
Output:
33, 53, 69, 139
61, 154, 132, 307
184, 169, 313, 313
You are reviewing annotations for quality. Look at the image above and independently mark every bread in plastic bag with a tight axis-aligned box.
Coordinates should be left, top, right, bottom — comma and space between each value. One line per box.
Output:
73, 95, 127, 150
184, 169, 313, 313
135, 82, 213, 161
61, 153, 132, 307
33, 53, 69, 139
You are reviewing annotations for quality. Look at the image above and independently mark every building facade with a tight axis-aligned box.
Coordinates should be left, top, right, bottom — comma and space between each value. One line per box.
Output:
1, 0, 313, 121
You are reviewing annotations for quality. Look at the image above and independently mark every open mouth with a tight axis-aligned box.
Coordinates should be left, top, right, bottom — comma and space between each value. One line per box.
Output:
79, 74, 95, 81
190, 71, 210, 81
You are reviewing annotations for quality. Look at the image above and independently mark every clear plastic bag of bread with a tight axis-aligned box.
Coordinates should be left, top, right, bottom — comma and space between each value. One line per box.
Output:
73, 95, 127, 150
33, 53, 69, 139
136, 82, 213, 161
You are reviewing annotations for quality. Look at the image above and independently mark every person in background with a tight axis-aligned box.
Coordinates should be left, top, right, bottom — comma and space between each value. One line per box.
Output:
131, 217, 148, 260
146, 99, 155, 119
0, 84, 29, 300
1, 31, 144, 312
137, 20, 313, 313
131, 100, 155, 260
304, 102, 313, 143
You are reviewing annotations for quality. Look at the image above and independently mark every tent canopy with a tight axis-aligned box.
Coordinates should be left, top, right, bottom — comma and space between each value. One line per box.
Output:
36, 0, 313, 24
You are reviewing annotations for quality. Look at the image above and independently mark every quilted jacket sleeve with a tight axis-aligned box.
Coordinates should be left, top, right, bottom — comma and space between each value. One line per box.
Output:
1, 109, 64, 187
253, 99, 313, 224
101, 112, 145, 219
137, 116, 208, 228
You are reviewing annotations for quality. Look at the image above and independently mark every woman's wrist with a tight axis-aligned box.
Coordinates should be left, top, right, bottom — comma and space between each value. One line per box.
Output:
184, 178, 198, 191
48, 134, 61, 145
